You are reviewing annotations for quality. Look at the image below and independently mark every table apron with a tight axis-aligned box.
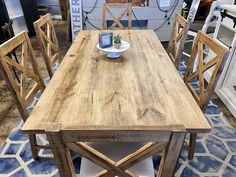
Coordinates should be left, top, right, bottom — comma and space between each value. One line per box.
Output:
59, 130, 174, 142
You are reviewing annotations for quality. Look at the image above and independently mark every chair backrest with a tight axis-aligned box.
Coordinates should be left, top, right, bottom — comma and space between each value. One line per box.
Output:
202, 0, 234, 33
167, 13, 189, 68
0, 31, 45, 122
48, 129, 172, 177
184, 31, 228, 111
102, 3, 132, 30
34, 13, 62, 78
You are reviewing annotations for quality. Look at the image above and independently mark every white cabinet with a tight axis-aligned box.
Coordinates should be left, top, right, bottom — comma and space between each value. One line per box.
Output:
4, 0, 28, 34
213, 5, 236, 118
216, 41, 236, 118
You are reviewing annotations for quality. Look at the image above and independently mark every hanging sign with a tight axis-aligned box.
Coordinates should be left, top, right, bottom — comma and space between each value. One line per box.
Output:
70, 0, 83, 41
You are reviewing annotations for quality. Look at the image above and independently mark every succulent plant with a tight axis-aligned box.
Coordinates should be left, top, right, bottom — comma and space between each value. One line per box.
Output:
113, 34, 121, 44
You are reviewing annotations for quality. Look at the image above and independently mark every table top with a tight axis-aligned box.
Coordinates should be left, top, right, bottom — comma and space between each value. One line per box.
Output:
22, 30, 211, 134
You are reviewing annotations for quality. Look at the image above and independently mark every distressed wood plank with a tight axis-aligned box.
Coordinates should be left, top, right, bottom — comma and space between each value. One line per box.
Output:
158, 132, 185, 177
21, 30, 211, 176
22, 30, 211, 134
47, 131, 76, 177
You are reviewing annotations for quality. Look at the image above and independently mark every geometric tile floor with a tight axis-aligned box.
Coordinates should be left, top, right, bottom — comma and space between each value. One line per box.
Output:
0, 62, 236, 176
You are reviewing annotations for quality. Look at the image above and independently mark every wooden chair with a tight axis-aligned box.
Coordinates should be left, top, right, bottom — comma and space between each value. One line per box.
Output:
33, 13, 62, 78
102, 3, 132, 30
47, 129, 181, 177
0, 31, 49, 160
167, 13, 189, 68
2, 20, 21, 83
184, 31, 228, 159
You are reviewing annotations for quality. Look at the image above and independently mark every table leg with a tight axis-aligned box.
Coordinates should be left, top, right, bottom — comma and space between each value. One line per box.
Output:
46, 132, 76, 177
159, 132, 185, 177
189, 133, 197, 160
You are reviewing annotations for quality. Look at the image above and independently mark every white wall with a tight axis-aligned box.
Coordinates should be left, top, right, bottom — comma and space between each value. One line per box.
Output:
4, 0, 28, 34
36, 0, 184, 41
82, 0, 184, 41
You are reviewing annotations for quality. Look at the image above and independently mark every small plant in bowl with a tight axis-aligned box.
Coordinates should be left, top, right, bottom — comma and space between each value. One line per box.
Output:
113, 34, 122, 49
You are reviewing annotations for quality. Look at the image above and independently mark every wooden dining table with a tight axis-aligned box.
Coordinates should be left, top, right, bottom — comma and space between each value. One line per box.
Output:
22, 30, 211, 177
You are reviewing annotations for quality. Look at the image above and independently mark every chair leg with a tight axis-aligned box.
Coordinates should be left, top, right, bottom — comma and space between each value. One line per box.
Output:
29, 134, 39, 160
188, 133, 197, 160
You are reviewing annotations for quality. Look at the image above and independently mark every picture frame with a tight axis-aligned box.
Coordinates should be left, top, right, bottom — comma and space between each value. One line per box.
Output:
99, 32, 113, 48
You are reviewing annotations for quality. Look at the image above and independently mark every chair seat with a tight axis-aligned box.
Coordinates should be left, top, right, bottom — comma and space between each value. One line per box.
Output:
80, 142, 155, 177
189, 21, 215, 34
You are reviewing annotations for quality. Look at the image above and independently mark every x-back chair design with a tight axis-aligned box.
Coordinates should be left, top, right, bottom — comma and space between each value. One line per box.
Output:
0, 31, 49, 160
167, 13, 189, 68
34, 13, 62, 78
102, 3, 132, 30
47, 127, 186, 177
184, 31, 229, 159
2, 20, 21, 83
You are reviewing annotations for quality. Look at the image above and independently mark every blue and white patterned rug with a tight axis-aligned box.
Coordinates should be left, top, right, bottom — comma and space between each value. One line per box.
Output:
0, 61, 236, 177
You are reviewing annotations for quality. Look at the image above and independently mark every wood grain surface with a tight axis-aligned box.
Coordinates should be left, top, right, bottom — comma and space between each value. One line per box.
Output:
22, 30, 211, 134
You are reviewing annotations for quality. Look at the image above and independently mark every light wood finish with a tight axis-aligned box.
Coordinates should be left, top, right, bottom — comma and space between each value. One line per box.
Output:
184, 31, 229, 159
158, 132, 185, 177
0, 31, 45, 121
184, 31, 228, 111
67, 135, 170, 177
2, 20, 21, 83
79, 143, 155, 177
22, 30, 211, 176
46, 129, 185, 177
102, 3, 132, 30
47, 131, 76, 177
167, 13, 189, 68
0, 31, 47, 159
22, 30, 210, 134
34, 14, 62, 78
